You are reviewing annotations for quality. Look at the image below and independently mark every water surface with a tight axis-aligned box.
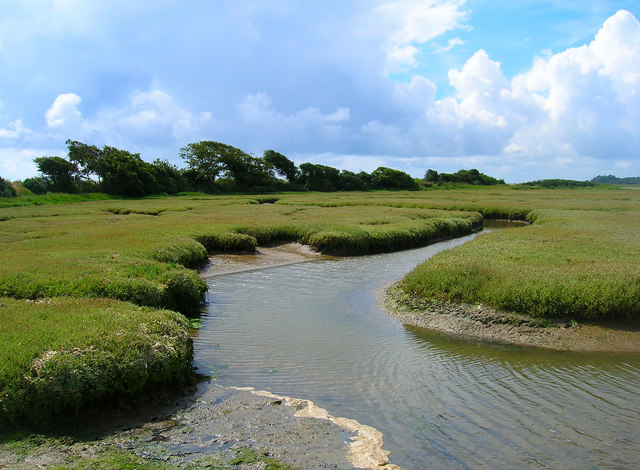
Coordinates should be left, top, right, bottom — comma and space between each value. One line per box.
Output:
194, 230, 640, 469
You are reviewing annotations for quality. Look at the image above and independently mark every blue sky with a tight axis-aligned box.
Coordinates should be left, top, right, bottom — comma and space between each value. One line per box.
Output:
1, 1, 639, 183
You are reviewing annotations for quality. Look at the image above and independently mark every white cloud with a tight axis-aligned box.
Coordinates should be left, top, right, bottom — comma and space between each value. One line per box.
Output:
45, 93, 85, 129
112, 89, 211, 142
236, 92, 350, 148
0, 120, 31, 139
376, 0, 468, 67
0, 148, 43, 181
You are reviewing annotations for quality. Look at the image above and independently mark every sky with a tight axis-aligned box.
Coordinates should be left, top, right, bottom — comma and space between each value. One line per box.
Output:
1, 0, 639, 184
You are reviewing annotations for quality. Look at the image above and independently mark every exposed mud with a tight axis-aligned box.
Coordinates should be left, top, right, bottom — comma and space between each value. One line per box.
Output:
200, 242, 328, 278
378, 282, 640, 352
1, 382, 400, 469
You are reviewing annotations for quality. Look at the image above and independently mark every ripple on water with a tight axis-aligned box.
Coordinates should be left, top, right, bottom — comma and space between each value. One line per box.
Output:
194, 236, 640, 470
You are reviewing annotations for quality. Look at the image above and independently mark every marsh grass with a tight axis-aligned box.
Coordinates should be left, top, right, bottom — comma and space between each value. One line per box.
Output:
1, 186, 638, 425
0, 197, 479, 315
0, 297, 192, 427
398, 191, 640, 322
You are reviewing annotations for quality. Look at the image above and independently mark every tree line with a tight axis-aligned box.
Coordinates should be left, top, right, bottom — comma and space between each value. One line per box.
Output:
7, 139, 506, 198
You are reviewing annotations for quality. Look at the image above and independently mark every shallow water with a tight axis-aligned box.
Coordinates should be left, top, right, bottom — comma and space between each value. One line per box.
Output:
194, 229, 640, 469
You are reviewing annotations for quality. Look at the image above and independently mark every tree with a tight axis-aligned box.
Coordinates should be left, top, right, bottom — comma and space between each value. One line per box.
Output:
0, 177, 16, 197
66, 140, 102, 183
263, 150, 299, 183
149, 159, 187, 194
34, 156, 78, 193
298, 163, 342, 191
424, 169, 439, 183
180, 141, 275, 192
22, 177, 49, 194
371, 167, 420, 190
98, 146, 157, 197
338, 170, 371, 191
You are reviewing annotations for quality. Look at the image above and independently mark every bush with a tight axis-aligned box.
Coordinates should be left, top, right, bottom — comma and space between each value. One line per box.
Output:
0, 177, 16, 197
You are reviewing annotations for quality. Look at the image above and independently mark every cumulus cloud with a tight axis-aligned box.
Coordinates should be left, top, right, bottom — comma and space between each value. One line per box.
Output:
235, 92, 350, 149
0, 120, 31, 139
109, 89, 211, 143
45, 93, 86, 130
376, 0, 468, 67
364, 9, 640, 178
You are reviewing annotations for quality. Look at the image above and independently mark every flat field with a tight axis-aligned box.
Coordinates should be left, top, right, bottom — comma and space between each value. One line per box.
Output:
1, 185, 638, 425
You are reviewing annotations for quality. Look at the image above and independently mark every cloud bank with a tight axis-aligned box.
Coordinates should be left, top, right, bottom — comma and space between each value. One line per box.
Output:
0, 3, 638, 183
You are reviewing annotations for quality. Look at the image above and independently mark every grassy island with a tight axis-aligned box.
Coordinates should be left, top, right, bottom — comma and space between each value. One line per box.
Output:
1, 185, 638, 426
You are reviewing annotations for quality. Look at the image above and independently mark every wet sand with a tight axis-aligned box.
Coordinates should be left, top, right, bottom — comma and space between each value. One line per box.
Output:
200, 242, 328, 278
378, 282, 640, 352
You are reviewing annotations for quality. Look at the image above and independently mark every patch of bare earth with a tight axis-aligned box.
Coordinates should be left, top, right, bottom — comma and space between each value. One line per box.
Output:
200, 242, 327, 278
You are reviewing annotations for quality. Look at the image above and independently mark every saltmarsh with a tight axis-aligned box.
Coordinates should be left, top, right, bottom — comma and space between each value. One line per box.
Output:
0, 193, 479, 425
1, 186, 638, 425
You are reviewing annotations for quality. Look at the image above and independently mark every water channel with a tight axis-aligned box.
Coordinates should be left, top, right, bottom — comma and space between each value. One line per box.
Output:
194, 224, 640, 469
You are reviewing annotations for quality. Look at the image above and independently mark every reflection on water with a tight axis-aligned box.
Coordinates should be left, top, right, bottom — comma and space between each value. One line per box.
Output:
194, 230, 640, 469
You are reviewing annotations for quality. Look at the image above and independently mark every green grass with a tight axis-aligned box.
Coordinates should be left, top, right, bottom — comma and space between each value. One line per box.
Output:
0, 192, 113, 209
0, 192, 481, 425
1, 185, 638, 425
0, 195, 480, 315
0, 297, 192, 427
397, 189, 640, 322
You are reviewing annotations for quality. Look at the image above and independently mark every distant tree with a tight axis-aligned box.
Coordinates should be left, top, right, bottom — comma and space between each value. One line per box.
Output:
424, 169, 439, 183
66, 139, 102, 183
423, 168, 504, 186
263, 150, 299, 183
338, 170, 371, 191
298, 163, 342, 191
180, 141, 275, 192
98, 146, 157, 197
0, 177, 16, 197
34, 156, 78, 193
371, 167, 420, 190
522, 179, 595, 188
22, 177, 50, 195
591, 175, 640, 185
149, 159, 187, 194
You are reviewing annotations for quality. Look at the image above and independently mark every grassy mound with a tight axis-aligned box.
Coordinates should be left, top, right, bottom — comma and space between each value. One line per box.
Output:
0, 297, 192, 427
399, 206, 640, 322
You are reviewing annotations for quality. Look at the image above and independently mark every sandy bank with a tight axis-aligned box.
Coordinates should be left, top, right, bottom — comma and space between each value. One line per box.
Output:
200, 242, 327, 278
378, 282, 640, 352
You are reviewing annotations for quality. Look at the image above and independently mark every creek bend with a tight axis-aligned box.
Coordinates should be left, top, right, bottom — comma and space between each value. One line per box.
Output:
194, 225, 640, 469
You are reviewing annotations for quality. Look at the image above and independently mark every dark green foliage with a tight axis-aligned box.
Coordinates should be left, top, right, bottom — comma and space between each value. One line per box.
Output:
591, 174, 640, 185
34, 156, 78, 193
98, 146, 158, 197
424, 168, 504, 186
263, 149, 299, 183
298, 163, 342, 191
22, 176, 52, 194
520, 179, 595, 188
0, 177, 16, 197
149, 159, 187, 194
66, 139, 102, 182
371, 166, 420, 190
339, 170, 371, 191
180, 141, 276, 192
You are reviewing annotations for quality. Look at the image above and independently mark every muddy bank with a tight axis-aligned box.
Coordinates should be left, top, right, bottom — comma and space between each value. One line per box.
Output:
378, 282, 640, 352
200, 242, 327, 278
1, 382, 399, 469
